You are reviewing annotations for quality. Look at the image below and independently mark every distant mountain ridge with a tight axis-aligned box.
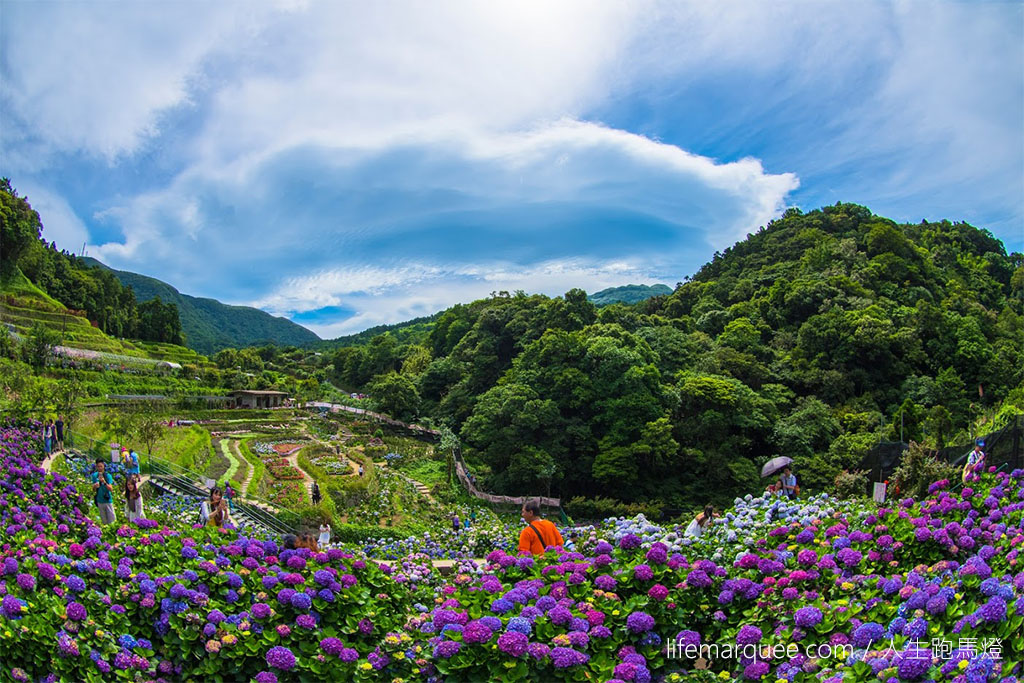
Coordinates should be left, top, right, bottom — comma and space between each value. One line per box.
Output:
83, 258, 320, 354
588, 283, 672, 305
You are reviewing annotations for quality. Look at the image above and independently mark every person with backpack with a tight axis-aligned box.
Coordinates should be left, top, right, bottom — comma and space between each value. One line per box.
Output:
126, 448, 141, 476
779, 466, 799, 499
517, 500, 564, 555
91, 459, 116, 525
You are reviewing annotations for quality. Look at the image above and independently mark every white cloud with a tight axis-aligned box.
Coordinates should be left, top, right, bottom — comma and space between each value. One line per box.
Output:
84, 121, 797, 304
3, 0, 1019, 338
271, 258, 666, 338
0, 3, 277, 163
15, 184, 91, 252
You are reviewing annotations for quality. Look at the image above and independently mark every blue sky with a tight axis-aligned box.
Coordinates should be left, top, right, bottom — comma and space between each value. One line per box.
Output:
2, 1, 1021, 338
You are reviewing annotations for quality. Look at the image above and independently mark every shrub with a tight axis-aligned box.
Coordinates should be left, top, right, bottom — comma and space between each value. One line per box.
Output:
833, 468, 870, 498
890, 441, 960, 499
566, 496, 664, 521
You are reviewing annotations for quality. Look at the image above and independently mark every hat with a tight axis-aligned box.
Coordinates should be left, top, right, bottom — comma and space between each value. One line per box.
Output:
976, 439, 985, 447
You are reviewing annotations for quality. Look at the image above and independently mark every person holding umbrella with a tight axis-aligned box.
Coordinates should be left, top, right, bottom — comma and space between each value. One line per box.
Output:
761, 456, 796, 497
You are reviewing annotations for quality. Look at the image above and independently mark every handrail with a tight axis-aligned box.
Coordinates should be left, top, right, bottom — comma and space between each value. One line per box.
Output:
67, 431, 292, 517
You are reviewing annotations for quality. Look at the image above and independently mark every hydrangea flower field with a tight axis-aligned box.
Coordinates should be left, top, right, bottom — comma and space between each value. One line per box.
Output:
1, 424, 1022, 682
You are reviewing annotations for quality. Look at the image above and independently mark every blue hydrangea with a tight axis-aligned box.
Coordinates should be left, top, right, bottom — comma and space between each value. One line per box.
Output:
507, 617, 532, 634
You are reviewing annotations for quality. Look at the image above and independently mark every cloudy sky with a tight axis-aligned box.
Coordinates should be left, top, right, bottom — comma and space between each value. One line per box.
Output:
2, 1, 1021, 338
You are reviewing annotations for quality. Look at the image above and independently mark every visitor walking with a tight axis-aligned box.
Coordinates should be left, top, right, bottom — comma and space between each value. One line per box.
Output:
43, 419, 54, 456
55, 416, 64, 452
358, 465, 364, 477
779, 466, 799, 499
311, 481, 322, 506
318, 522, 331, 547
91, 459, 116, 525
517, 501, 564, 555
126, 448, 141, 476
452, 514, 460, 532
224, 483, 235, 511
685, 504, 717, 538
963, 440, 986, 483
124, 474, 145, 522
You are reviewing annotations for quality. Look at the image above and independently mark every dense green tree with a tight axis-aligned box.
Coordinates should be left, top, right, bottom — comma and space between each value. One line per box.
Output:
0, 179, 43, 273
24, 322, 58, 371
369, 371, 421, 422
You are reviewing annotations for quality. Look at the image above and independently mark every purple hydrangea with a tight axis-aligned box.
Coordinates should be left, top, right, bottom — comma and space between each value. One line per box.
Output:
462, 620, 494, 644
1, 595, 25, 619
794, 606, 823, 628
736, 625, 763, 645
66, 601, 87, 621
619, 534, 641, 550
626, 611, 655, 634
551, 647, 589, 668
433, 641, 461, 658
497, 631, 528, 657
852, 622, 885, 648
265, 646, 296, 671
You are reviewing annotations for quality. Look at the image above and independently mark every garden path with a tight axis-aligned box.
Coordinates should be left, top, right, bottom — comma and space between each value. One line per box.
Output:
377, 461, 435, 503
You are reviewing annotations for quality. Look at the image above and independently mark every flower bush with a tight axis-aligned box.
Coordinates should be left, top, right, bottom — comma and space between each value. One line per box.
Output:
1, 423, 1022, 682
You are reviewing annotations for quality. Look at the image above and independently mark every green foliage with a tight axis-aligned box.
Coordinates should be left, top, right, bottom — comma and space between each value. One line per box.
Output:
130, 400, 166, 456
0, 178, 43, 273
369, 371, 421, 422
832, 469, 870, 498
136, 296, 184, 345
23, 321, 58, 370
890, 441, 960, 499
564, 496, 664, 520
587, 283, 672, 306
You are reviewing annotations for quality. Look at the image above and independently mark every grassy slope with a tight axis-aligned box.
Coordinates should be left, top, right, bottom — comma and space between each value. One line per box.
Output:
1, 266, 214, 365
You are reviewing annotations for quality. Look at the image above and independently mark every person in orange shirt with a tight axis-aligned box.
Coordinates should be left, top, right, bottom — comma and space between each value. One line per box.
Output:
518, 501, 564, 555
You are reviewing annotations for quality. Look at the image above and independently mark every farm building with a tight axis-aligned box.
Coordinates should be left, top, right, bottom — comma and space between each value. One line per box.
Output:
228, 390, 289, 409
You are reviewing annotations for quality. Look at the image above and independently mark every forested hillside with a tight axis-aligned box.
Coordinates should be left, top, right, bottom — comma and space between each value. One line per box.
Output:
83, 258, 320, 354
331, 203, 1024, 508
588, 283, 672, 305
1, 180, 184, 345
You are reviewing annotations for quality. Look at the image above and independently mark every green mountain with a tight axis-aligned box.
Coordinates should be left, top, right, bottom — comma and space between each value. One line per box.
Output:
588, 283, 672, 306
83, 258, 320, 354
314, 313, 440, 350
327, 203, 1024, 508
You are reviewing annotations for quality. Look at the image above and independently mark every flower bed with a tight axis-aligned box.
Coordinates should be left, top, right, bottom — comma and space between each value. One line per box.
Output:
266, 462, 305, 480
0, 423, 1022, 682
251, 441, 306, 459
266, 479, 306, 508
310, 453, 350, 476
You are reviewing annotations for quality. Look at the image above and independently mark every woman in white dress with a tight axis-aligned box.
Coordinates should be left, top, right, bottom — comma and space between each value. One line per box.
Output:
318, 522, 331, 547
684, 504, 715, 539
